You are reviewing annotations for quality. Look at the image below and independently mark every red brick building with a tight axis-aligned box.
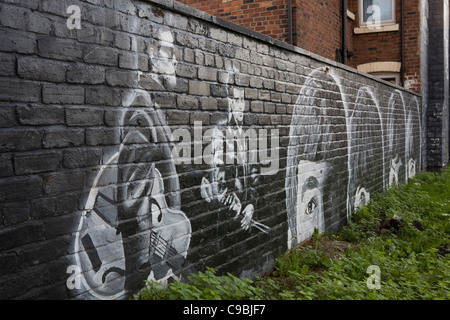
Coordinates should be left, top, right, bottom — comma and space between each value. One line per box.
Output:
177, 0, 423, 93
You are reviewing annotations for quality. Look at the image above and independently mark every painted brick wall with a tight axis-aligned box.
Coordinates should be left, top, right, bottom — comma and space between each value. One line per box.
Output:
0, 0, 423, 299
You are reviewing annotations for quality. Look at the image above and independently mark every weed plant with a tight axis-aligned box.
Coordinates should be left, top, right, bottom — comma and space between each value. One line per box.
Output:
132, 169, 450, 300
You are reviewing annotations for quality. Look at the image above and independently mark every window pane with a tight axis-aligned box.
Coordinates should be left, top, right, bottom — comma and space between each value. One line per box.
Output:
380, 77, 397, 84
363, 0, 393, 22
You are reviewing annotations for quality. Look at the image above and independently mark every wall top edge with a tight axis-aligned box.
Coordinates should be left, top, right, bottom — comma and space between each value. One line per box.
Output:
144, 0, 421, 97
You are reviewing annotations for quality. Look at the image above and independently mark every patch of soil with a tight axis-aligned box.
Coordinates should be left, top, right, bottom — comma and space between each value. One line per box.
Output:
304, 237, 360, 260
263, 236, 359, 279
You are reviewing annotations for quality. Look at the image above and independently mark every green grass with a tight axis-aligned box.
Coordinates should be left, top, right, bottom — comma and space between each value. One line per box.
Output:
132, 168, 450, 300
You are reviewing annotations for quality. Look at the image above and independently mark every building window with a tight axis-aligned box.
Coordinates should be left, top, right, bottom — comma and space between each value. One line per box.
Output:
371, 72, 401, 85
357, 62, 402, 86
359, 0, 396, 28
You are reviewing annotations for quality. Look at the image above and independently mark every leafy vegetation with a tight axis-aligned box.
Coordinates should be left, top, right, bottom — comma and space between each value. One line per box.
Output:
132, 169, 450, 300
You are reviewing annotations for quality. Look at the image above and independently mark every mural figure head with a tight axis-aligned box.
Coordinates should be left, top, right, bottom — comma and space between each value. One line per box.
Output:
228, 87, 245, 126
200, 64, 270, 237
149, 28, 177, 88
386, 90, 406, 187
405, 96, 422, 181
286, 67, 348, 249
295, 160, 331, 238
347, 86, 384, 217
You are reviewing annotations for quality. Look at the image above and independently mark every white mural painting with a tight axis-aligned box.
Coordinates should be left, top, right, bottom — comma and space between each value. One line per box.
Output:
73, 28, 191, 299
386, 90, 407, 187
294, 160, 331, 239
200, 65, 270, 234
287, 67, 423, 249
68, 18, 423, 297
406, 96, 422, 181
286, 67, 348, 249
347, 86, 384, 218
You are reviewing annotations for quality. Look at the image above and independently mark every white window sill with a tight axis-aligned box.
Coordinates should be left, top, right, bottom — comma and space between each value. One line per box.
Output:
354, 24, 400, 34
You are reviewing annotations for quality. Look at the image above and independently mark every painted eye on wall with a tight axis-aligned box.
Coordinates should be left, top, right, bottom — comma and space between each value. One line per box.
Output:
360, 191, 366, 204
305, 198, 317, 215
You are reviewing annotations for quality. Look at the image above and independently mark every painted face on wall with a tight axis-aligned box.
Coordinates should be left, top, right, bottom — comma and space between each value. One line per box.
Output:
199, 64, 270, 236
286, 67, 348, 249
228, 88, 245, 126
408, 158, 416, 178
149, 29, 177, 87
354, 186, 370, 209
211, 128, 225, 166
294, 161, 331, 242
347, 86, 383, 217
386, 90, 406, 187
405, 97, 422, 181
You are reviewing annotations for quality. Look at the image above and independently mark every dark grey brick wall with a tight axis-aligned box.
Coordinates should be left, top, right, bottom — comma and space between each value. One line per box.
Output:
0, 0, 424, 299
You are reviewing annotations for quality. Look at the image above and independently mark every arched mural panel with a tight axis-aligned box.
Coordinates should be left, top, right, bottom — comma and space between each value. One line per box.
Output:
286, 67, 348, 249
347, 86, 384, 218
385, 90, 407, 187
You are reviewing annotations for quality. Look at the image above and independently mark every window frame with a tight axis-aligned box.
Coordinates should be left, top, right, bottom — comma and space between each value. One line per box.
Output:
371, 72, 401, 86
358, 0, 396, 28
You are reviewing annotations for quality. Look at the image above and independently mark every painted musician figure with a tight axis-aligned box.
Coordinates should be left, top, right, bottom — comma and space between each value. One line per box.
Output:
201, 76, 269, 235
74, 29, 191, 300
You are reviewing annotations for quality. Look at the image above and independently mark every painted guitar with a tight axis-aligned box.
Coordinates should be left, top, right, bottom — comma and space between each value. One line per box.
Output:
75, 93, 191, 299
